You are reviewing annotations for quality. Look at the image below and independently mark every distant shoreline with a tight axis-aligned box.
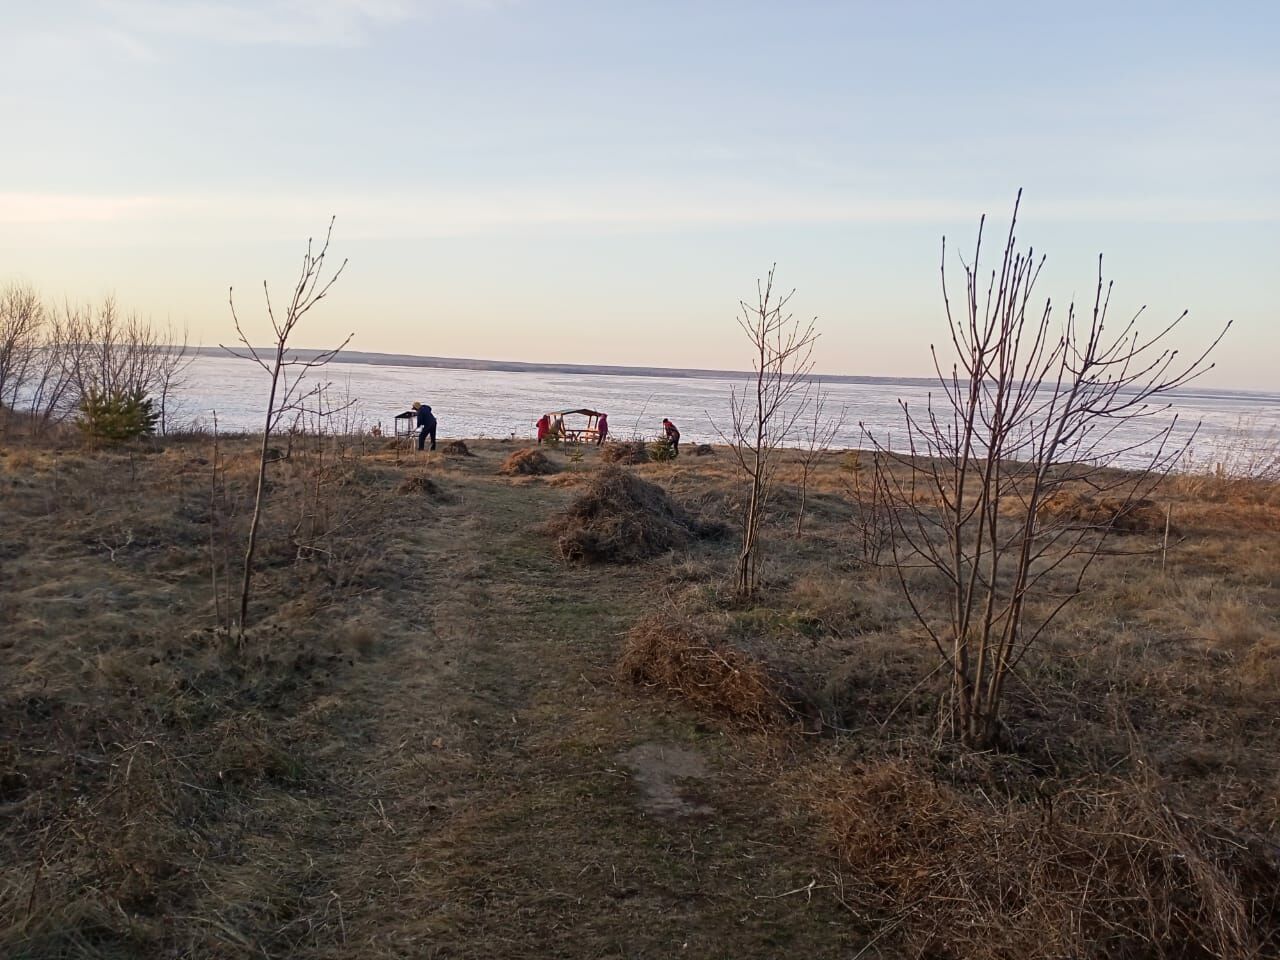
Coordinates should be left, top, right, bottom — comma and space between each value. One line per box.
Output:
191, 346, 1278, 401
194, 345, 940, 387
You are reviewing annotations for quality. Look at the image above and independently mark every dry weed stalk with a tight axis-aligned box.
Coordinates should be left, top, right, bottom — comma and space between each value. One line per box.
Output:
871, 192, 1228, 748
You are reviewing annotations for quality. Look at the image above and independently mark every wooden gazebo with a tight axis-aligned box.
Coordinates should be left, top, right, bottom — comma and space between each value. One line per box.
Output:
545, 408, 604, 444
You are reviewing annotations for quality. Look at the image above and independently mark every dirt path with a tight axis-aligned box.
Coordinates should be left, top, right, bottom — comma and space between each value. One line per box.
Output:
286, 472, 858, 958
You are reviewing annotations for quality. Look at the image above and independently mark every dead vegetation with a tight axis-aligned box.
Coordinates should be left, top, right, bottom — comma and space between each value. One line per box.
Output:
546, 464, 721, 563
619, 614, 808, 728
0, 432, 420, 957
1037, 489, 1168, 534
808, 753, 1280, 960
397, 473, 447, 498
4, 429, 1280, 958
499, 447, 558, 476
610, 442, 1280, 957
442, 439, 474, 457
600, 440, 649, 464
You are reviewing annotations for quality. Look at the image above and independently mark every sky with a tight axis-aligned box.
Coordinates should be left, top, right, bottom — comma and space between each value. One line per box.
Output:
1, 0, 1277, 388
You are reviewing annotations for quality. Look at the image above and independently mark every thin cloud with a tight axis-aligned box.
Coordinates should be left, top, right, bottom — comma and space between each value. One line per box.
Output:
3, 189, 1277, 231
90, 0, 496, 48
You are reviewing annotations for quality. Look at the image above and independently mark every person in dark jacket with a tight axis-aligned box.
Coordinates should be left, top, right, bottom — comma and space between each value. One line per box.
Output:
413, 402, 437, 451
661, 418, 680, 456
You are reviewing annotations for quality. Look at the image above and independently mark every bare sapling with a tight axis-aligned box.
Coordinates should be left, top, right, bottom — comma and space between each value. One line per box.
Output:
846, 431, 892, 566
717, 266, 818, 598
873, 191, 1228, 749
223, 217, 351, 638
795, 383, 846, 537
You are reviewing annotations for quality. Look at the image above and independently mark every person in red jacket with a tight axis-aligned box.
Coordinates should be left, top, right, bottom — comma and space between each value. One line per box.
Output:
536, 414, 551, 444
596, 412, 609, 445
661, 418, 680, 457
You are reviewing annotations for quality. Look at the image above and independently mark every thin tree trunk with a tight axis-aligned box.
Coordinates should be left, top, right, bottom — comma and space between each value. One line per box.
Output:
238, 347, 284, 636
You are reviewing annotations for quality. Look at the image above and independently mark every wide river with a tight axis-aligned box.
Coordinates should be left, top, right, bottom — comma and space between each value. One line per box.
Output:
178, 354, 1279, 471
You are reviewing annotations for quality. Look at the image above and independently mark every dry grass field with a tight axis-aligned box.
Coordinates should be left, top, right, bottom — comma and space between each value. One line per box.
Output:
2, 432, 1278, 958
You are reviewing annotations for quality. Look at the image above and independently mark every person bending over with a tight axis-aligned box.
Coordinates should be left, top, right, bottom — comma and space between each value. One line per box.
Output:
661, 418, 680, 456
413, 402, 437, 451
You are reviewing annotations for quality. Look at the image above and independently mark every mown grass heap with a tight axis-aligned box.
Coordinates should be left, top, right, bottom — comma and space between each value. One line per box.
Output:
1037, 489, 1168, 534
600, 440, 648, 464
619, 614, 807, 728
546, 465, 720, 563
499, 447, 558, 476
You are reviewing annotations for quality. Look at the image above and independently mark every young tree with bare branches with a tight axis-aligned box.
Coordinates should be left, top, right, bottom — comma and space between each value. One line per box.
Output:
718, 266, 818, 598
794, 383, 845, 538
873, 192, 1228, 749
223, 218, 351, 637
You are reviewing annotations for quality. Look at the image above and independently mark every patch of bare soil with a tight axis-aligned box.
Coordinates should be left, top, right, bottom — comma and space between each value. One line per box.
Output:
619, 742, 713, 818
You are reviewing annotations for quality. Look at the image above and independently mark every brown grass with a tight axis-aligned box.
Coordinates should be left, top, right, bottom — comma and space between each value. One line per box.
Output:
1038, 489, 1168, 534
5, 433, 1280, 957
807, 753, 1279, 959
397, 473, 445, 497
545, 464, 720, 563
618, 614, 808, 728
499, 447, 558, 476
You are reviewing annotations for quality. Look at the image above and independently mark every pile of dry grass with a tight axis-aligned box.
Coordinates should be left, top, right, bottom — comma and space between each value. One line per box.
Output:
600, 440, 649, 464
499, 448, 558, 476
442, 439, 474, 457
397, 474, 445, 497
1038, 490, 1167, 534
546, 465, 717, 563
809, 755, 1280, 959
619, 615, 807, 728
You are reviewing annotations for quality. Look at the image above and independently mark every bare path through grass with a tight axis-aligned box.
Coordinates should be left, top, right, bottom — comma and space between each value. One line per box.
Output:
282, 471, 856, 958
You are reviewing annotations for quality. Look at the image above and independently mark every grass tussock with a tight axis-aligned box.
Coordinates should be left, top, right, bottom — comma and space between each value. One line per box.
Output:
397, 473, 445, 497
441, 439, 474, 457
1037, 489, 1168, 534
808, 754, 1280, 960
546, 465, 719, 563
618, 614, 808, 728
499, 447, 558, 476
600, 440, 649, 464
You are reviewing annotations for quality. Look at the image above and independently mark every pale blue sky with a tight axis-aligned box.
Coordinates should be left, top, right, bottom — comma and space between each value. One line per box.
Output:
2, 1, 1277, 387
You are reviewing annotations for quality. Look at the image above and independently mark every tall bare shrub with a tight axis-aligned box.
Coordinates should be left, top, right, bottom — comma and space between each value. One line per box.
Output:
224, 218, 351, 637
718, 266, 818, 598
874, 192, 1228, 749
